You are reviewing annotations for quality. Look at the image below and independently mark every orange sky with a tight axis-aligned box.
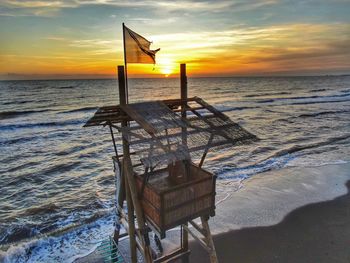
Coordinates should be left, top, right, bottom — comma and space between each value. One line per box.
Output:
1, 1, 350, 79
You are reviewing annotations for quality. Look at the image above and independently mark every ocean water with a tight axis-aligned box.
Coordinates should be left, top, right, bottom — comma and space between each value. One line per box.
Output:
1, 76, 350, 262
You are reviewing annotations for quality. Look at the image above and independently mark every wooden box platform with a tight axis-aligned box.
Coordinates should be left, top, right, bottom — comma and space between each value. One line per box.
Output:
135, 163, 216, 238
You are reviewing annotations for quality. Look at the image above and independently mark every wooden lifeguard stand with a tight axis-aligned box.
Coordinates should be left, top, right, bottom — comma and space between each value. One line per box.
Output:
84, 64, 258, 263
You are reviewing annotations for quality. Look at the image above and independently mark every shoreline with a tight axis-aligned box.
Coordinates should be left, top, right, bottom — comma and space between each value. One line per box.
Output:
190, 180, 350, 262
209, 163, 350, 233
76, 163, 350, 262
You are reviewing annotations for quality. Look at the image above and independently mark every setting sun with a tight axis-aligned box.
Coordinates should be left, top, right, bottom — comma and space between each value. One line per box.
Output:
158, 56, 175, 77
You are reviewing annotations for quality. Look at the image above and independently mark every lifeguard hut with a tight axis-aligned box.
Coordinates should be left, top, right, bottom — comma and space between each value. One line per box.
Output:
84, 64, 258, 263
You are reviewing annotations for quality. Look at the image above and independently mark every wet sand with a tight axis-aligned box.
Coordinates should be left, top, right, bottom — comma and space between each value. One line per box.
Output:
190, 180, 350, 263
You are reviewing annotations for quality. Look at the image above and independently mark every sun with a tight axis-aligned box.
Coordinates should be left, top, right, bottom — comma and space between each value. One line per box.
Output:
158, 57, 175, 77
162, 68, 172, 77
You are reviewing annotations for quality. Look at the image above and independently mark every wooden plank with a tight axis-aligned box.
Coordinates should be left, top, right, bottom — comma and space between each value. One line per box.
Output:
153, 248, 190, 263
201, 216, 218, 263
83, 97, 200, 128
183, 224, 209, 252
188, 108, 233, 142
125, 175, 137, 263
120, 104, 158, 135
194, 96, 230, 120
173, 106, 205, 112
189, 220, 206, 236
123, 157, 153, 263
162, 97, 197, 106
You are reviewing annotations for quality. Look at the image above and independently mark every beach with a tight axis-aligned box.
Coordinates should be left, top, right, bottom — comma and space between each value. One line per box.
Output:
190, 163, 350, 263
191, 181, 350, 263
77, 162, 350, 262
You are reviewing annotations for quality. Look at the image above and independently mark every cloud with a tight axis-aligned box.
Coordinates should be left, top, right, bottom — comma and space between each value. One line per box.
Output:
148, 23, 350, 74
0, 0, 278, 17
1, 1, 76, 8
45, 36, 67, 41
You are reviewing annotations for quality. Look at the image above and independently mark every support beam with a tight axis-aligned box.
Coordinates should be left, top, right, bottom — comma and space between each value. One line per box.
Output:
114, 65, 127, 244
123, 157, 153, 263
180, 63, 188, 119
183, 224, 208, 251
180, 63, 189, 263
118, 65, 127, 105
125, 175, 137, 262
201, 216, 218, 263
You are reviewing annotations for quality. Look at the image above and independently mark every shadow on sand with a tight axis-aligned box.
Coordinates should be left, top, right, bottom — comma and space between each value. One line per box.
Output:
190, 181, 350, 263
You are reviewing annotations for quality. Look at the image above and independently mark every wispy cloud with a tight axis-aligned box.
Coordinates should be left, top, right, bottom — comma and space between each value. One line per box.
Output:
0, 0, 278, 17
45, 36, 67, 41
68, 38, 122, 55
2, 1, 76, 8
147, 23, 350, 74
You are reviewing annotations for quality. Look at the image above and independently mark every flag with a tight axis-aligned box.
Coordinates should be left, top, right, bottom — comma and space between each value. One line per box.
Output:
123, 25, 160, 64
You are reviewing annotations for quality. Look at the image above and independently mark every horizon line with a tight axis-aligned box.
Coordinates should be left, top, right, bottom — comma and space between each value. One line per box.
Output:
1, 73, 350, 82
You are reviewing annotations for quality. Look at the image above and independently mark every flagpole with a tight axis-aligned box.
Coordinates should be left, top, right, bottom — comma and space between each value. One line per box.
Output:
122, 22, 129, 104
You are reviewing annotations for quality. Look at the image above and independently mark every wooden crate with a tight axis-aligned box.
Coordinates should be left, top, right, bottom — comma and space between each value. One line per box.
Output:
135, 163, 216, 238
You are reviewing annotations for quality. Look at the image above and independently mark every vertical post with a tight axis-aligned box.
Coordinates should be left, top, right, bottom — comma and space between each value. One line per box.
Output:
125, 168, 137, 262
118, 65, 128, 201
118, 65, 152, 262
117, 65, 139, 262
118, 65, 130, 156
201, 216, 218, 263
180, 63, 187, 118
118, 65, 127, 106
122, 23, 129, 103
180, 63, 189, 263
114, 65, 127, 244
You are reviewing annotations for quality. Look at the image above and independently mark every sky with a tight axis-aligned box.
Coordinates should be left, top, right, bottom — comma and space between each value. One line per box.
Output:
0, 0, 350, 79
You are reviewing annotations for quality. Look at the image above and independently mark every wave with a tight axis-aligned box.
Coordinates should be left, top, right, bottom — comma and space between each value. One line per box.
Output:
0, 130, 74, 146
217, 134, 350, 182
297, 109, 350, 118
257, 99, 275, 103
217, 154, 296, 181
219, 106, 259, 112
262, 134, 350, 161
243, 91, 291, 98
4, 161, 41, 174
0, 224, 39, 244
0, 110, 48, 120
0, 214, 114, 263
58, 86, 75, 89
310, 88, 327, 92
0, 136, 38, 146
273, 109, 350, 123
0, 119, 84, 131
256, 93, 350, 104
1, 201, 112, 244
288, 98, 350, 106
62, 106, 97, 114
40, 161, 81, 176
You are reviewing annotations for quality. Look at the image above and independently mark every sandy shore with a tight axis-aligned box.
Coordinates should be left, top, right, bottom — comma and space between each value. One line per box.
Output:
75, 163, 350, 262
191, 180, 350, 263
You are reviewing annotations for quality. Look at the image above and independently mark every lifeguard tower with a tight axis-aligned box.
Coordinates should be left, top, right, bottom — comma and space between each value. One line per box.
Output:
84, 64, 258, 262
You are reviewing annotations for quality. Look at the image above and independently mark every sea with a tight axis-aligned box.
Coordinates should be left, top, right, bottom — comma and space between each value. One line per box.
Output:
1, 76, 350, 262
